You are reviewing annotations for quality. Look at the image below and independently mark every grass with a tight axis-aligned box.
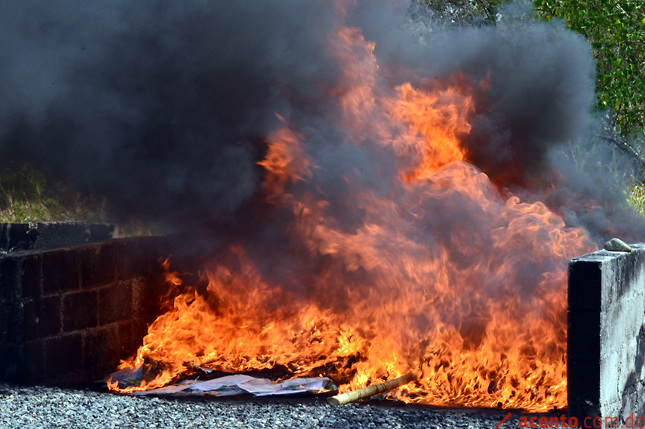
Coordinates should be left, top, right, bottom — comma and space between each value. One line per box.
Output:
630, 182, 645, 216
0, 165, 106, 223
0, 165, 164, 237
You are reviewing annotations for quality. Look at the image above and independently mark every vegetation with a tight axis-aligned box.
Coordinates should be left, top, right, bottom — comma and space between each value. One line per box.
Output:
534, 0, 645, 135
0, 165, 105, 223
630, 182, 645, 216
422, 0, 505, 25
531, 0, 645, 211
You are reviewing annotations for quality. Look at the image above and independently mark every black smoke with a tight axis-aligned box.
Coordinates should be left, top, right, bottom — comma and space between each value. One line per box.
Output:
0, 1, 341, 227
0, 0, 642, 243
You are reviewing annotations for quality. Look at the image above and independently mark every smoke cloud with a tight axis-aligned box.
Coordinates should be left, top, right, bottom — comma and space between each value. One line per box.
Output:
0, 1, 341, 227
0, 0, 643, 244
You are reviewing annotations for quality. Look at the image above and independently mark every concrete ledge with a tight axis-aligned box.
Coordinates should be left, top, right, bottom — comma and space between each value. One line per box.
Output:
568, 244, 645, 420
0, 222, 115, 252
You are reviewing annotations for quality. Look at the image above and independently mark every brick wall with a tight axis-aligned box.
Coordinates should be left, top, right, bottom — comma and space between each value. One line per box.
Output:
0, 237, 170, 386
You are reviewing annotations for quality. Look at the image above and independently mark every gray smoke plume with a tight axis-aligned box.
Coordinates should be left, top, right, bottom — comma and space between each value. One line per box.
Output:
0, 0, 341, 227
1, 0, 643, 245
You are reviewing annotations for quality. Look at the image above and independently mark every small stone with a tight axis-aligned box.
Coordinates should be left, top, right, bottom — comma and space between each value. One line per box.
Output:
603, 238, 632, 252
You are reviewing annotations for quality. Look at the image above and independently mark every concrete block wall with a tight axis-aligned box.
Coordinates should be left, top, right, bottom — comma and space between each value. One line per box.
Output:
568, 244, 645, 421
0, 222, 116, 252
0, 237, 169, 386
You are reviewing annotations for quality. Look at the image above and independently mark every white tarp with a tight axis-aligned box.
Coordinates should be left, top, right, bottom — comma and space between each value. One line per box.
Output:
131, 374, 334, 397
109, 366, 335, 397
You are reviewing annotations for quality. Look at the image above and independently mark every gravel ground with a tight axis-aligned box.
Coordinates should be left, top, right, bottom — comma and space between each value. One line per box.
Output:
0, 383, 543, 428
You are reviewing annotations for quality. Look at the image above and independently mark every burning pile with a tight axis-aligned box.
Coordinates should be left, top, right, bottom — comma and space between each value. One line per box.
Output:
6, 0, 642, 412
106, 4, 602, 411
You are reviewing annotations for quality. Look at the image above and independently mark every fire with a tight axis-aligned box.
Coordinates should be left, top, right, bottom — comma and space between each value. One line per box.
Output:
108, 17, 596, 412
390, 81, 471, 178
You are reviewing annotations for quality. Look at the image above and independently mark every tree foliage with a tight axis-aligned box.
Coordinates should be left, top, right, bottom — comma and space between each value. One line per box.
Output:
422, 0, 504, 25
534, 0, 645, 135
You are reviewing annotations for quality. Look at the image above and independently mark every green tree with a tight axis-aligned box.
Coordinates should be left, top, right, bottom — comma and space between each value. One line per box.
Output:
422, 0, 505, 25
534, 0, 645, 134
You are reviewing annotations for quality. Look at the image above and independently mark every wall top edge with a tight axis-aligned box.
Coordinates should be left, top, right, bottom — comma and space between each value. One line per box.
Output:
570, 243, 645, 264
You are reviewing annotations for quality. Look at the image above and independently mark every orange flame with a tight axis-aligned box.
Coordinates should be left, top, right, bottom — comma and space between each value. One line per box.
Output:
390, 81, 471, 178
108, 21, 595, 411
